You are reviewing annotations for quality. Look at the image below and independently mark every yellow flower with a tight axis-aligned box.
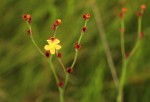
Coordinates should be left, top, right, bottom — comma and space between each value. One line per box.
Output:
44, 38, 61, 54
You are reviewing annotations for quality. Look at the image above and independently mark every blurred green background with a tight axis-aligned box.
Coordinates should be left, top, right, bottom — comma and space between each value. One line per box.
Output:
0, 0, 150, 102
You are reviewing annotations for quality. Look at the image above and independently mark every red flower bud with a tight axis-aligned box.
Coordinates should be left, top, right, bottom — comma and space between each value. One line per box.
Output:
27, 29, 31, 35
45, 50, 50, 58
22, 14, 32, 23
74, 43, 81, 50
141, 4, 146, 11
50, 37, 55, 41
119, 12, 123, 18
125, 52, 129, 59
140, 32, 144, 39
54, 19, 62, 26
82, 26, 87, 32
119, 8, 127, 18
121, 8, 127, 13
83, 14, 91, 20
137, 11, 142, 17
58, 81, 64, 87
26, 14, 31, 19
57, 52, 62, 58
22, 14, 27, 20
51, 25, 56, 31
67, 67, 73, 73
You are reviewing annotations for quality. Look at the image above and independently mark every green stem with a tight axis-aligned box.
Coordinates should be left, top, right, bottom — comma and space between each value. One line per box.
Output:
117, 60, 127, 102
26, 21, 64, 102
30, 35, 44, 56
58, 57, 67, 76
48, 56, 59, 83
56, 51, 66, 76
64, 20, 88, 88
117, 17, 126, 102
91, 0, 119, 87
138, 16, 142, 39
26, 22, 44, 56
53, 27, 58, 38
121, 18, 125, 59
128, 15, 142, 60
59, 88, 64, 102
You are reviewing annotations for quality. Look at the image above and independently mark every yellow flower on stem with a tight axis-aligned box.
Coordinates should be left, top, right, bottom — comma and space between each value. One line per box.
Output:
44, 38, 61, 54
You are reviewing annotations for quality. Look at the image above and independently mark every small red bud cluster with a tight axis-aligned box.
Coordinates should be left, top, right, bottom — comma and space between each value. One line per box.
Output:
58, 81, 64, 87
82, 26, 87, 32
27, 29, 31, 35
74, 43, 81, 50
137, 4, 146, 17
67, 67, 73, 73
83, 14, 91, 20
45, 50, 50, 58
119, 8, 127, 18
51, 19, 62, 31
57, 52, 62, 58
22, 14, 32, 23
140, 32, 144, 39
125, 52, 129, 59
50, 37, 55, 42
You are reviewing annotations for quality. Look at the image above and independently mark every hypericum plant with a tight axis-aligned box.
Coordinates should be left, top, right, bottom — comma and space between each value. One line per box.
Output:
22, 13, 91, 102
117, 4, 146, 102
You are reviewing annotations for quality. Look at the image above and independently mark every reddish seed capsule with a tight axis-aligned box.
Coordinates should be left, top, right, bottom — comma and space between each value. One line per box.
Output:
140, 32, 144, 39
50, 37, 55, 41
83, 14, 91, 20
57, 52, 62, 58
82, 26, 87, 32
74, 43, 81, 50
58, 81, 64, 87
28, 17, 32, 23
121, 8, 127, 13
26, 14, 31, 19
54, 19, 62, 26
67, 67, 73, 73
137, 11, 142, 17
22, 14, 27, 20
141, 4, 146, 11
119, 12, 123, 18
125, 52, 129, 59
27, 29, 31, 35
51, 25, 56, 31
45, 50, 50, 58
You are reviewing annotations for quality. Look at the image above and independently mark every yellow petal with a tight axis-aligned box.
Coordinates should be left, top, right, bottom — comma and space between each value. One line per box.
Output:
44, 45, 50, 50
50, 48, 55, 54
53, 39, 60, 44
55, 45, 61, 50
47, 40, 53, 45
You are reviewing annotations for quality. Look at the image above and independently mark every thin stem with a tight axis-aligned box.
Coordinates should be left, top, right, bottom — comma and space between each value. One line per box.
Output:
128, 41, 140, 59
121, 19, 125, 59
48, 56, 59, 83
30, 35, 45, 56
117, 60, 127, 102
71, 50, 78, 68
48, 56, 65, 102
64, 20, 88, 88
138, 16, 142, 39
58, 57, 67, 76
53, 27, 58, 38
26, 21, 64, 102
128, 16, 142, 60
117, 16, 126, 102
90, 0, 119, 87
59, 88, 64, 102
26, 22, 44, 56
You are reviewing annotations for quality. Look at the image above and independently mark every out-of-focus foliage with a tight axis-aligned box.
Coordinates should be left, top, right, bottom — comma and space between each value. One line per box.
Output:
0, 0, 150, 102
